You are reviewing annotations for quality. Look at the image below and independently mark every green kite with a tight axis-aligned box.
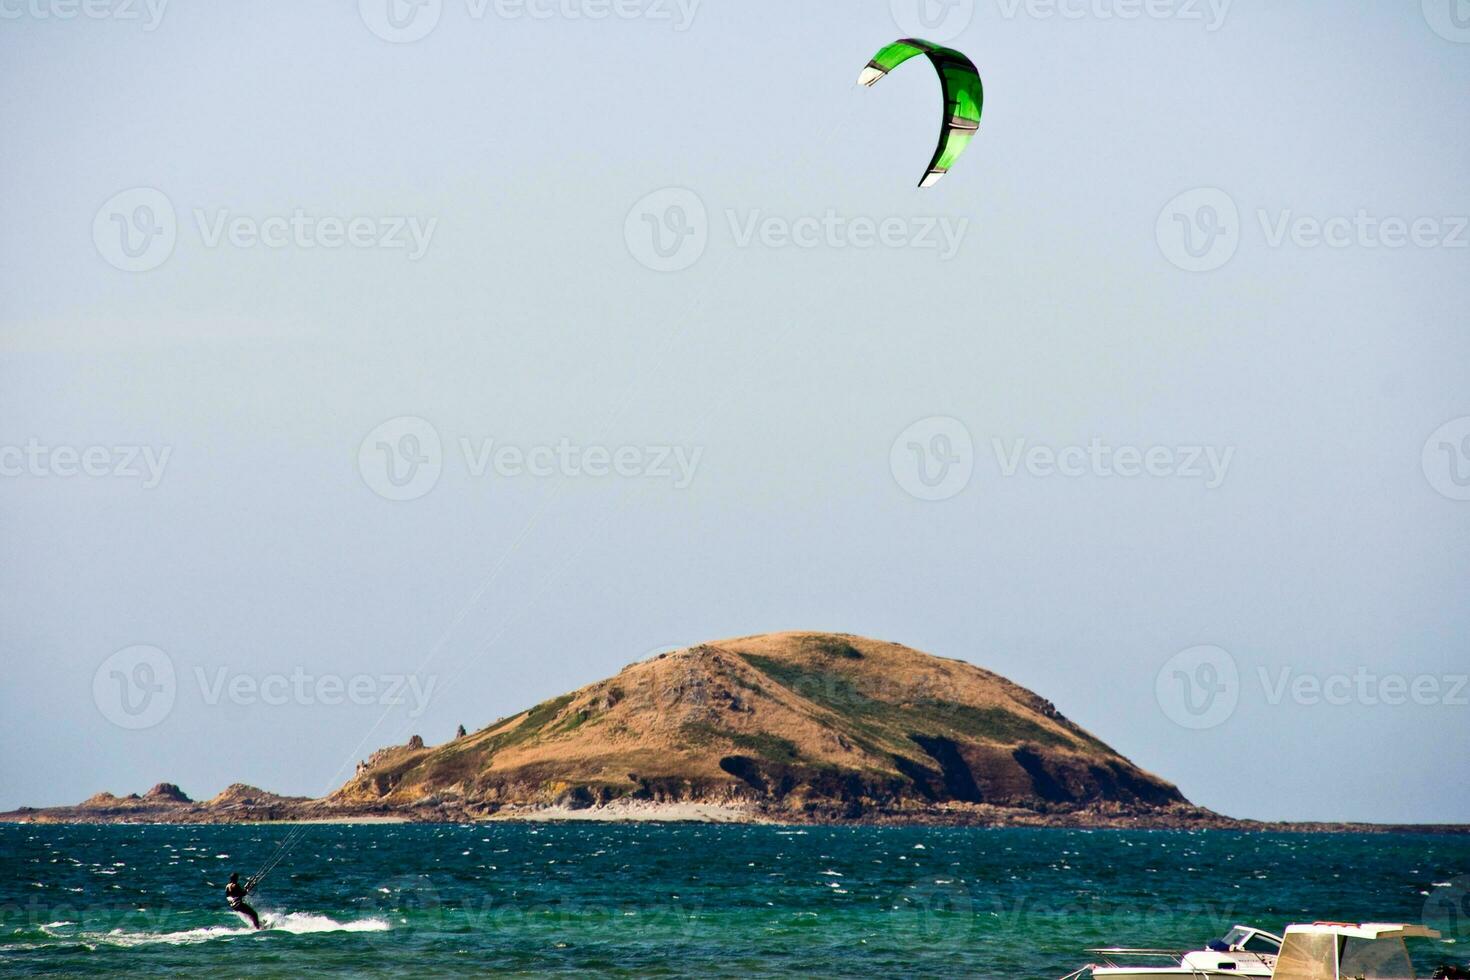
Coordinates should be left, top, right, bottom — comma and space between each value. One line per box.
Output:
858, 38, 984, 188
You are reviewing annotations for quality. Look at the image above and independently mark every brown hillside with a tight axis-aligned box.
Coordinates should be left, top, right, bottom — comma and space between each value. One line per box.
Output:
329, 632, 1187, 818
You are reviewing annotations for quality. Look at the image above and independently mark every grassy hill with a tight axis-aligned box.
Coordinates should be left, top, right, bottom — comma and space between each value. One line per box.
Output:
329, 631, 1188, 821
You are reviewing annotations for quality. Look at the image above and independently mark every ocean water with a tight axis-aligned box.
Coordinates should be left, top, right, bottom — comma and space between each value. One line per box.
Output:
2, 823, 1466, 978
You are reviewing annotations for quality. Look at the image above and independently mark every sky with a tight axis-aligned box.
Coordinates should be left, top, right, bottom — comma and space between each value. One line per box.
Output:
0, 0, 1467, 824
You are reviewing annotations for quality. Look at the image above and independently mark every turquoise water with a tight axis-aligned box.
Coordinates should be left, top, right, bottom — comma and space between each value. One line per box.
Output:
2, 824, 1466, 977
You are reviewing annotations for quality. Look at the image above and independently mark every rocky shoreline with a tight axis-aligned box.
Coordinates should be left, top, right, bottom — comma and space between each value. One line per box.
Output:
4, 783, 1466, 833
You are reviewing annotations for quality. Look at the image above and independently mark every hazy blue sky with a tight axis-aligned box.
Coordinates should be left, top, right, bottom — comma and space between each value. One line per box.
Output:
1, 1, 1466, 823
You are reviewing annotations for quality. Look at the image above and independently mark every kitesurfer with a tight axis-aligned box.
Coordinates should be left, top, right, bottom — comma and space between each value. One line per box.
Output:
225, 872, 262, 930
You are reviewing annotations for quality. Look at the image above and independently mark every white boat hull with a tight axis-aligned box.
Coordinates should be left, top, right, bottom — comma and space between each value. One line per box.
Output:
1093, 970, 1271, 980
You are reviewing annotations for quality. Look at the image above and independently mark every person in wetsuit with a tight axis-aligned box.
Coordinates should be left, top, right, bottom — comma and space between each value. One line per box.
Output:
225, 872, 262, 930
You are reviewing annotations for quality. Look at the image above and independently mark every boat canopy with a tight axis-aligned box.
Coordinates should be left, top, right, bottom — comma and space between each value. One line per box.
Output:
1272, 923, 1441, 980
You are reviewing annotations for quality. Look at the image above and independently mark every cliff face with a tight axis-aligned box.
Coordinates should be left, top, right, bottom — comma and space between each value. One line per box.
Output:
329, 632, 1187, 819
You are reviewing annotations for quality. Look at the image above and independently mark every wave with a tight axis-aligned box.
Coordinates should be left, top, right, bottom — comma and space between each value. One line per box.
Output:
30, 912, 389, 948
261, 911, 391, 935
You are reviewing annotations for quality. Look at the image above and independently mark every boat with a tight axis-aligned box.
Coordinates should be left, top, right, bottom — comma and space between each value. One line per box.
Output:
1081, 924, 1282, 979
1063, 922, 1442, 980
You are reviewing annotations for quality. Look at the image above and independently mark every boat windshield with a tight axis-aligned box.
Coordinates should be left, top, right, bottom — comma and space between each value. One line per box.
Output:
1338, 936, 1414, 979
1222, 926, 1282, 954
1274, 932, 1338, 980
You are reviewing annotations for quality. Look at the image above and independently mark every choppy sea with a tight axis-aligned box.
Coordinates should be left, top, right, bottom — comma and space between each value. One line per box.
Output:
2, 824, 1466, 977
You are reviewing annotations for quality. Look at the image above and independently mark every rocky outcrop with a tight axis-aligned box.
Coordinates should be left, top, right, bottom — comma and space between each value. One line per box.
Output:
0, 781, 312, 824
145, 782, 191, 803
